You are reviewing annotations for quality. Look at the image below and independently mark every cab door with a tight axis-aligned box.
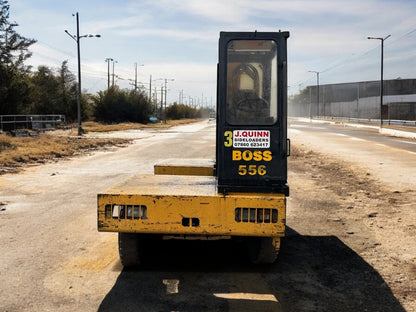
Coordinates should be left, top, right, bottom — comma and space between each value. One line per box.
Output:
216, 31, 289, 195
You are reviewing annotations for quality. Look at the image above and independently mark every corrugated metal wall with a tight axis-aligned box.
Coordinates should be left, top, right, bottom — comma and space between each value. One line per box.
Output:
289, 79, 416, 120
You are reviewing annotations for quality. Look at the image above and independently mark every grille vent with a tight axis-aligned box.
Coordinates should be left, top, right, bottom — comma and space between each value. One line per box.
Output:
235, 208, 278, 223
105, 204, 147, 220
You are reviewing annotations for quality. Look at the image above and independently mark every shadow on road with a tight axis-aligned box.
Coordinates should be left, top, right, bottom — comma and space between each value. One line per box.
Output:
98, 233, 405, 312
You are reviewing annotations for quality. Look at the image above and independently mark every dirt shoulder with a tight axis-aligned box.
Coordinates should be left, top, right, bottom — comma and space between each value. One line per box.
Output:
0, 119, 201, 175
288, 144, 416, 311
0, 121, 414, 311
0, 133, 131, 174
81, 119, 202, 132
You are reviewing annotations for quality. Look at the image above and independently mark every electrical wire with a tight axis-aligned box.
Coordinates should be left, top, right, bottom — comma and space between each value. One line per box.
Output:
291, 24, 416, 92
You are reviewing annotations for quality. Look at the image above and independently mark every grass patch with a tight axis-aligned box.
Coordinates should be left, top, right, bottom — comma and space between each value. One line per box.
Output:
0, 119, 203, 174
0, 133, 130, 174
82, 119, 202, 133
0, 136, 16, 152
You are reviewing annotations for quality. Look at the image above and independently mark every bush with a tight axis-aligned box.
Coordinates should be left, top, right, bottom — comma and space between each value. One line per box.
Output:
93, 86, 152, 123
166, 103, 199, 119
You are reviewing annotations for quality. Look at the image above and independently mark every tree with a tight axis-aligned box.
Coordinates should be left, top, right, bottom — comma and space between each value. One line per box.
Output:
0, 0, 36, 114
166, 103, 200, 119
94, 86, 152, 123
127, 89, 153, 122
58, 60, 78, 121
0, 0, 36, 70
29, 65, 60, 114
25, 62, 79, 119
0, 65, 31, 114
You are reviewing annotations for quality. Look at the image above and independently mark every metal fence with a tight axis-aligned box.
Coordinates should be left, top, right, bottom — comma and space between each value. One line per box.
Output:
0, 115, 66, 132
289, 79, 416, 122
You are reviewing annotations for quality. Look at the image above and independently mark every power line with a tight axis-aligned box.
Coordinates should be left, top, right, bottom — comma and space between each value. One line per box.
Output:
291, 24, 416, 92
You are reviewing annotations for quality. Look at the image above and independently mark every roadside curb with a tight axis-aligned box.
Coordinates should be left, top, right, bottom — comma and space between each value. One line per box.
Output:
379, 127, 416, 139
290, 117, 416, 139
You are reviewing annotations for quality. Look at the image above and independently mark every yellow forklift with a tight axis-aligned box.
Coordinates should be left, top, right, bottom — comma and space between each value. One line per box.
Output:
97, 31, 290, 266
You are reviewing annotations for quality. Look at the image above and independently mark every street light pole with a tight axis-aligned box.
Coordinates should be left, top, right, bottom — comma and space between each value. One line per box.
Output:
368, 34, 391, 128
308, 70, 320, 117
65, 12, 100, 136
75, 13, 82, 136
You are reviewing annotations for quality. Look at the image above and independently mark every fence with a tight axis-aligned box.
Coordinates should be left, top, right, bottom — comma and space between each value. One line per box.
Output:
289, 79, 416, 122
0, 115, 66, 132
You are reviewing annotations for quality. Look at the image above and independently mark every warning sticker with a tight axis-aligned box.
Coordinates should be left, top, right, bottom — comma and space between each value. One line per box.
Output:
233, 130, 270, 148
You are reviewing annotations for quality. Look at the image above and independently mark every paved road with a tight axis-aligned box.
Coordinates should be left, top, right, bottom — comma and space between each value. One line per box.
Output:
0, 121, 219, 312
0, 120, 412, 312
291, 120, 416, 153
289, 119, 416, 190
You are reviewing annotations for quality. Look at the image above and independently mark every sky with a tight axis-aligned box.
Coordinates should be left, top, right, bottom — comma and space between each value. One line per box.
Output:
9, 0, 416, 106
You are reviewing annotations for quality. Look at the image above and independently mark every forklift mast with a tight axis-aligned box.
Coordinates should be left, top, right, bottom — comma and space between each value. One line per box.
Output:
216, 31, 290, 195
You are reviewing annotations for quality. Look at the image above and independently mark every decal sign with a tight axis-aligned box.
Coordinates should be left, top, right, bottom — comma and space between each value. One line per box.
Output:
232, 130, 270, 148
224, 130, 273, 176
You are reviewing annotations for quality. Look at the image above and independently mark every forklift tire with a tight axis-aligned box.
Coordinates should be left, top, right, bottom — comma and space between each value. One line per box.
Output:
118, 233, 141, 267
247, 237, 279, 264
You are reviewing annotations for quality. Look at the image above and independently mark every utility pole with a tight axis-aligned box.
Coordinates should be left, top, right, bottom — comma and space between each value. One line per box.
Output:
149, 75, 152, 100
132, 62, 143, 91
179, 90, 184, 104
308, 70, 320, 117
154, 86, 157, 116
165, 84, 167, 115
65, 13, 100, 136
105, 58, 113, 89
112, 60, 118, 87
163, 78, 174, 123
75, 13, 82, 134
368, 34, 391, 128
309, 86, 312, 120
160, 85, 164, 119
134, 63, 138, 91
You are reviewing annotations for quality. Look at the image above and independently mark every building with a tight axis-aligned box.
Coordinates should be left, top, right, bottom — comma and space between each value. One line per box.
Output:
289, 78, 416, 121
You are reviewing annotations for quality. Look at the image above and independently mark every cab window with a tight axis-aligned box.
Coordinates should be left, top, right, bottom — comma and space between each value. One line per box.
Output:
226, 39, 278, 125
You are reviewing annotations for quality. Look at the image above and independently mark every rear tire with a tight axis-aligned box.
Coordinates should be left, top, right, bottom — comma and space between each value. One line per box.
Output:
247, 237, 279, 264
118, 233, 141, 267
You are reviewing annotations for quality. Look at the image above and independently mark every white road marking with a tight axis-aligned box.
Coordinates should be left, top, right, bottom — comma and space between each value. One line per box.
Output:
397, 140, 416, 145
349, 137, 366, 142
290, 125, 326, 130
214, 292, 278, 302
288, 129, 303, 134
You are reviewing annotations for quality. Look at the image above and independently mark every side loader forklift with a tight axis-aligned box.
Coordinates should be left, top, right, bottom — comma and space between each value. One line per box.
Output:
97, 31, 290, 266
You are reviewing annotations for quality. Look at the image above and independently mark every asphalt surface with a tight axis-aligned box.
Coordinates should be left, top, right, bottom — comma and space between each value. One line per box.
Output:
292, 118, 416, 153
289, 119, 416, 190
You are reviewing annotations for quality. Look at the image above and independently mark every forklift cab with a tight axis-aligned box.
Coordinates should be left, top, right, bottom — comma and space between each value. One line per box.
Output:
216, 31, 290, 195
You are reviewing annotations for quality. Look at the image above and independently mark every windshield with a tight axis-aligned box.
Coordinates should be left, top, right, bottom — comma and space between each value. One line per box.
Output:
226, 39, 278, 125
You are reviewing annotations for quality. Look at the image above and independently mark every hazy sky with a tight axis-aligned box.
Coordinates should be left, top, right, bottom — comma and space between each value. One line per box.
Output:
10, 0, 416, 105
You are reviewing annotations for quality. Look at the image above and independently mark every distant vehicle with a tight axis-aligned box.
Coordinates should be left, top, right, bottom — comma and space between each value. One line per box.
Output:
97, 31, 290, 266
